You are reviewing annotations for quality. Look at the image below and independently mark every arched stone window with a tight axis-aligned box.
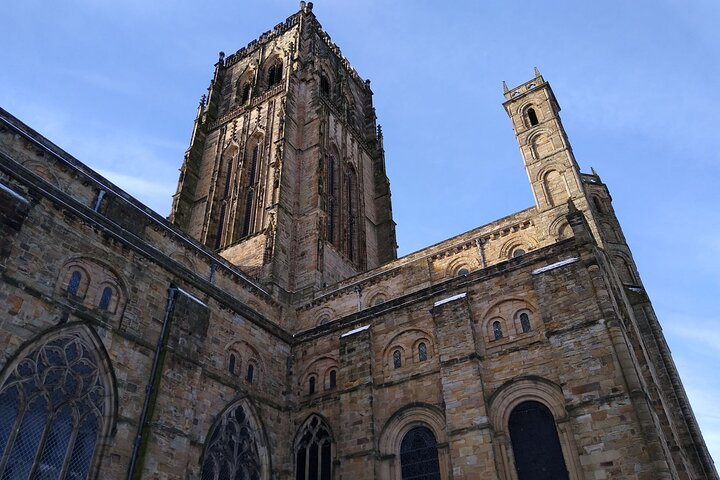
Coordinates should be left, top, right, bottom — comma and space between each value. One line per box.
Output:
328, 370, 337, 390
509, 401, 569, 480
418, 343, 428, 362
295, 415, 333, 480
201, 400, 266, 480
400, 426, 441, 480
493, 321, 504, 340
320, 74, 330, 97
98, 286, 113, 311
308, 376, 316, 395
326, 155, 340, 247
267, 62, 283, 88
229, 353, 238, 376
393, 350, 402, 369
527, 107, 539, 126
239, 82, 252, 103
67, 270, 82, 296
344, 166, 360, 263
0, 328, 114, 479
246, 363, 255, 384
239, 141, 261, 240
520, 312, 531, 333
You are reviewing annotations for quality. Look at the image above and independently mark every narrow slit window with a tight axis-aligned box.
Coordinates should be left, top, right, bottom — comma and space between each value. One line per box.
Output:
98, 286, 113, 310
229, 354, 237, 375
520, 312, 531, 333
418, 342, 428, 362
320, 75, 330, 96
527, 107, 539, 126
493, 321, 504, 340
309, 376, 316, 395
240, 82, 251, 103
393, 350, 402, 369
246, 364, 254, 384
329, 370, 337, 389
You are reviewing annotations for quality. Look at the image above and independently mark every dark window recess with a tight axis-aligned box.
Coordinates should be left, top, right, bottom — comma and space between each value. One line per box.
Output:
418, 342, 428, 362
229, 354, 237, 375
329, 370, 337, 389
457, 268, 469, 276
295, 416, 332, 480
393, 350, 402, 369
513, 248, 526, 258
527, 108, 539, 126
309, 376, 316, 395
509, 401, 569, 480
520, 313, 531, 333
400, 426, 441, 480
320, 75, 330, 96
246, 364, 254, 384
593, 197, 604, 213
493, 321, 504, 340
240, 82, 251, 103
268, 63, 283, 87
242, 145, 260, 238
67, 270, 82, 296
99, 286, 113, 310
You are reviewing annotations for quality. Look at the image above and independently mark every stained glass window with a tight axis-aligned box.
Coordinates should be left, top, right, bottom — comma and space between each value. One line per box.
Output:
98, 287, 113, 311
201, 402, 262, 480
418, 343, 428, 362
520, 313, 531, 333
67, 271, 82, 296
295, 415, 332, 480
400, 426, 440, 480
393, 350, 402, 369
0, 333, 107, 479
509, 401, 569, 480
493, 321, 503, 340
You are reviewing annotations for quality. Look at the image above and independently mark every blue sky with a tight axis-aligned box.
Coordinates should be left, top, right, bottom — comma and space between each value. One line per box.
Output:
2, 0, 719, 465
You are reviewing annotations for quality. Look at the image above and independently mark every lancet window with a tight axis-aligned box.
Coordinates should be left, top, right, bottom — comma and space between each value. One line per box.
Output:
201, 402, 262, 480
295, 415, 332, 480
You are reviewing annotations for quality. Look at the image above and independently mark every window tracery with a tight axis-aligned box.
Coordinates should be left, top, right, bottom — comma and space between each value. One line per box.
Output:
295, 415, 332, 480
201, 402, 262, 480
0, 333, 108, 479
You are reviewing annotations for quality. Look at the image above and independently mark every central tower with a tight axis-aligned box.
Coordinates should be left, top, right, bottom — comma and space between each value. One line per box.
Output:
170, 2, 397, 300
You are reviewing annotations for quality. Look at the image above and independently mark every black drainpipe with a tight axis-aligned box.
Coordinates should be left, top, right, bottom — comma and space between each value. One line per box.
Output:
127, 286, 178, 479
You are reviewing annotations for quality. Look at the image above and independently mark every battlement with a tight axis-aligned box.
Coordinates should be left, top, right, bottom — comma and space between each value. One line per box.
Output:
503, 68, 547, 102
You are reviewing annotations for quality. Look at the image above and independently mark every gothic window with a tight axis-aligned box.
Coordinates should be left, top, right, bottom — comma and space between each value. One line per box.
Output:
0, 333, 109, 479
98, 286, 113, 311
308, 376, 316, 395
509, 401, 569, 480
418, 343, 428, 362
320, 74, 330, 97
527, 107, 539, 126
229, 354, 237, 376
328, 370, 337, 390
241, 144, 260, 239
393, 350, 402, 369
67, 270, 82, 296
201, 402, 263, 480
344, 167, 359, 263
400, 426, 441, 480
295, 415, 332, 480
493, 321, 504, 340
246, 364, 255, 384
520, 312, 531, 333
326, 155, 340, 247
267, 62, 283, 88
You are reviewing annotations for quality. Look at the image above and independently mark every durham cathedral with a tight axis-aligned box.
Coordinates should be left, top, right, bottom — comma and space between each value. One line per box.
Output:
0, 3, 717, 479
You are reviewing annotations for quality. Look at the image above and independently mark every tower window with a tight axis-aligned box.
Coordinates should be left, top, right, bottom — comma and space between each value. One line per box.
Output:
267, 62, 283, 88
527, 107, 539, 126
418, 342, 428, 362
593, 196, 604, 213
98, 286, 113, 310
329, 370, 337, 389
67, 270, 82, 296
520, 312, 531, 333
246, 363, 254, 384
320, 74, 330, 96
393, 350, 402, 369
493, 321, 504, 340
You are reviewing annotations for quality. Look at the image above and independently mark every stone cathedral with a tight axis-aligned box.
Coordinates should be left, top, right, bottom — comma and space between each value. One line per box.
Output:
0, 3, 716, 479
